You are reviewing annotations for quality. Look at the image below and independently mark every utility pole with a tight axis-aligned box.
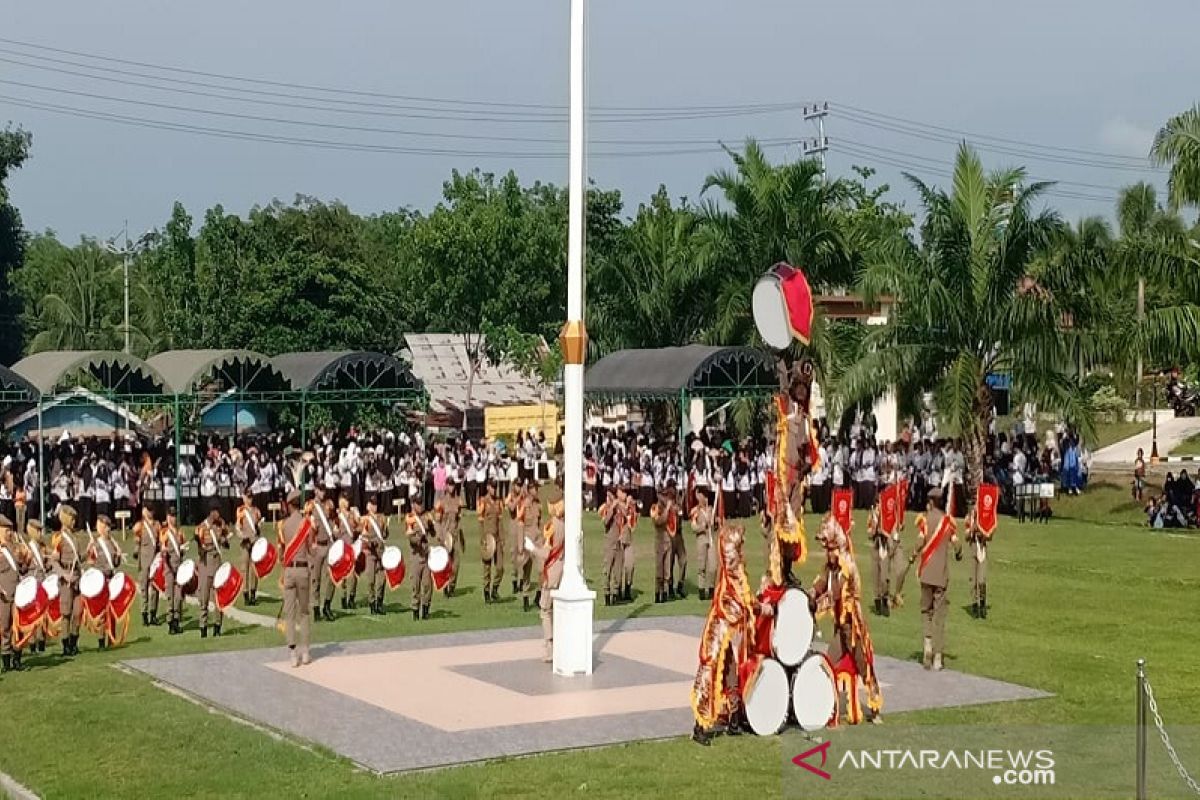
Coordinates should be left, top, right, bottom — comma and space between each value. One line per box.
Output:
802, 102, 830, 181
105, 220, 133, 354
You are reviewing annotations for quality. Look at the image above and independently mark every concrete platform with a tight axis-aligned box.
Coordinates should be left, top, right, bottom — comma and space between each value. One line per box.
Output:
122, 617, 1050, 774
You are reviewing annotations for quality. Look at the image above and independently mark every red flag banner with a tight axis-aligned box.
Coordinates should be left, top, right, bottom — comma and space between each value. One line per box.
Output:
832, 487, 853, 533
897, 479, 909, 530
879, 483, 899, 536
977, 483, 999, 536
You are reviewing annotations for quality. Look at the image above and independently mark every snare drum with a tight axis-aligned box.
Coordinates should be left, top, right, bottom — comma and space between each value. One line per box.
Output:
80, 568, 109, 619
428, 546, 453, 591
327, 539, 355, 585
772, 588, 815, 667
14, 575, 48, 629
381, 546, 405, 589
740, 656, 790, 736
42, 575, 61, 623
107, 572, 137, 619
175, 559, 199, 596
250, 537, 277, 579
792, 653, 837, 732
213, 562, 243, 609
752, 262, 814, 349
150, 552, 166, 593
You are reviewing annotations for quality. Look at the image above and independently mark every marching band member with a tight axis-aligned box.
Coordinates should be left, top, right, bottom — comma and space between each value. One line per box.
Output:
966, 484, 998, 619
518, 481, 541, 611
620, 485, 637, 603
132, 504, 160, 626
359, 495, 389, 615
25, 519, 49, 653
406, 496, 437, 621
308, 488, 336, 622
335, 494, 361, 610
195, 506, 230, 638
51, 505, 84, 655
86, 515, 123, 650
477, 481, 504, 603
600, 486, 624, 606
651, 484, 680, 603
236, 490, 262, 606
909, 487, 962, 670
526, 484, 564, 663
866, 500, 888, 617
690, 488, 718, 600
504, 482, 522, 596
0, 517, 25, 672
279, 490, 313, 667
441, 478, 464, 597
160, 507, 186, 636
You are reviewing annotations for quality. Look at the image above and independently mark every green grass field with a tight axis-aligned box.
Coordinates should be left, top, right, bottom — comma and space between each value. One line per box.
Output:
1169, 430, 1200, 456
1, 484, 1198, 799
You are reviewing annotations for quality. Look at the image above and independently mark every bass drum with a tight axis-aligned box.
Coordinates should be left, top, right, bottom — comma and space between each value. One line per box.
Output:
772, 587, 814, 667
791, 653, 837, 732
741, 656, 790, 736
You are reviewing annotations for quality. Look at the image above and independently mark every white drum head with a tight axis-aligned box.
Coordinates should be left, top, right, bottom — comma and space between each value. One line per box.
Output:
428, 546, 449, 572
15, 576, 38, 608
352, 540, 363, 558
773, 588, 815, 667
327, 539, 346, 566
381, 546, 402, 570
108, 572, 127, 599
214, 561, 232, 588
80, 568, 106, 597
744, 658, 789, 736
177, 560, 196, 584
42, 574, 60, 600
251, 537, 269, 561
792, 654, 837, 732
752, 276, 792, 350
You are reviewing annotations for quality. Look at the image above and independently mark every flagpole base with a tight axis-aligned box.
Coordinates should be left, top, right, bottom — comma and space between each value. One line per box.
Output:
551, 586, 595, 676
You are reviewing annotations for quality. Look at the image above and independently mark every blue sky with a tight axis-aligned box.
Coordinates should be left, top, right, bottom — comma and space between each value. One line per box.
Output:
4, 0, 1194, 241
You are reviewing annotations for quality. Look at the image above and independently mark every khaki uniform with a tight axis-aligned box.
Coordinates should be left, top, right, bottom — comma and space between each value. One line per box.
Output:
691, 504, 717, 593
336, 507, 361, 607
620, 499, 636, 595
652, 500, 684, 596
440, 495, 464, 594
52, 529, 84, 640
309, 501, 336, 611
519, 496, 541, 603
0, 542, 22, 657
866, 508, 890, 607
132, 518, 160, 620
88, 533, 123, 580
159, 525, 185, 627
195, 520, 227, 631
504, 489, 522, 595
531, 516, 565, 661
600, 500, 624, 602
477, 495, 504, 598
965, 509, 990, 615
360, 512, 389, 610
406, 512, 437, 615
26, 533, 50, 649
235, 504, 262, 600
279, 511, 312, 661
916, 509, 960, 663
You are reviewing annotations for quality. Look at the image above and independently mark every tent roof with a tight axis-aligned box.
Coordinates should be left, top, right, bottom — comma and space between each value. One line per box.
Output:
402, 333, 546, 413
269, 351, 422, 392
0, 364, 37, 399
584, 345, 776, 397
10, 350, 166, 395
145, 349, 283, 394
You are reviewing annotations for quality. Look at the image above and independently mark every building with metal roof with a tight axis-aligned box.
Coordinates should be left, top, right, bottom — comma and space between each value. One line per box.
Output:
269, 350, 421, 392
145, 349, 286, 395
584, 345, 775, 399
401, 334, 548, 420
10, 350, 167, 395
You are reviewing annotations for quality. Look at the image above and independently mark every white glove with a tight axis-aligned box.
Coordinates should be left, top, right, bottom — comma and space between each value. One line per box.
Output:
524, 536, 536, 552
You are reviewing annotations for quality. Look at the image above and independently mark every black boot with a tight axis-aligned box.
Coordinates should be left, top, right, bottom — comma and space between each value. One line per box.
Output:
533, 590, 541, 607
971, 601, 979, 618
313, 605, 321, 622
37, 640, 45, 653
2, 654, 10, 672
323, 601, 335, 621
604, 593, 612, 607
67, 635, 78, 655
523, 597, 531, 612
874, 598, 882, 616
667, 585, 676, 600
213, 624, 222, 637
512, 580, 518, 595
882, 596, 890, 617
243, 592, 250, 606
654, 590, 663, 604
98, 637, 106, 650
692, 723, 712, 746
200, 626, 208, 639
412, 608, 420, 621
341, 596, 348, 610
142, 611, 149, 626
677, 582, 686, 599
980, 587, 987, 619
349, 595, 356, 609
11, 652, 22, 671
421, 604, 429, 620
61, 639, 71, 657
250, 590, 257, 606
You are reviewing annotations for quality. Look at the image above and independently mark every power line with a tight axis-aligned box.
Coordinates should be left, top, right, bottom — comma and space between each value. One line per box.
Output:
0, 37, 810, 117
1, 94, 799, 159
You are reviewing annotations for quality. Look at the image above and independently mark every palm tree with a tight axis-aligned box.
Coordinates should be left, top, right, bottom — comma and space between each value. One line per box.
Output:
1151, 105, 1200, 210
28, 240, 122, 353
840, 144, 1089, 491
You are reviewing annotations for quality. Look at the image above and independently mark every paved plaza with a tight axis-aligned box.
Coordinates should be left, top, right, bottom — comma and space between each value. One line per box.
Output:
123, 616, 1051, 774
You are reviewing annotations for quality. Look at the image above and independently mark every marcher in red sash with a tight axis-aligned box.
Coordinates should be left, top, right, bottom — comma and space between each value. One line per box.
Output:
277, 490, 314, 668
967, 483, 999, 619
812, 513, 883, 725
526, 485, 565, 663
909, 487, 962, 670
690, 523, 772, 745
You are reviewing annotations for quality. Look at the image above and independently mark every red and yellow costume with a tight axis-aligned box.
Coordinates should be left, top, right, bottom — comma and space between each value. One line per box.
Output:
691, 524, 758, 733
812, 514, 882, 725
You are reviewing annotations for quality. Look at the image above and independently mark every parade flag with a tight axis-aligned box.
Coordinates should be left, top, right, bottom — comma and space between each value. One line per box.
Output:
977, 483, 999, 536
879, 483, 900, 536
832, 487, 853, 533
